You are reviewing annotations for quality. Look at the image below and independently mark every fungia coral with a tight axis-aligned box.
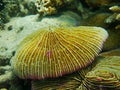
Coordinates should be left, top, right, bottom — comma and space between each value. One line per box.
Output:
11, 26, 108, 80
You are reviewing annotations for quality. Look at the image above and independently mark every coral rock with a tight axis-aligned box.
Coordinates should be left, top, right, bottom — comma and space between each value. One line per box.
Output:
35, 0, 74, 16
11, 26, 108, 80
85, 56, 120, 89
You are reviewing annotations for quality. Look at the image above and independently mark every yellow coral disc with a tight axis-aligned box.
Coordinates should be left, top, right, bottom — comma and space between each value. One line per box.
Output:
11, 26, 108, 79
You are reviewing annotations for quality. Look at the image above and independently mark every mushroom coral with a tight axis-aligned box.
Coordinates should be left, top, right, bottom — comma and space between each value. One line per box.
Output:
11, 26, 108, 80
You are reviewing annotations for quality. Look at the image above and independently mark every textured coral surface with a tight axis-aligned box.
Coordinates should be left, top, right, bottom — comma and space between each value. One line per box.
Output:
0, 0, 120, 90
11, 26, 108, 80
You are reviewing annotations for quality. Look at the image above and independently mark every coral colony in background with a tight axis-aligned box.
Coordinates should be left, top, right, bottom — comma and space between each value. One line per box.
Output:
0, 0, 120, 90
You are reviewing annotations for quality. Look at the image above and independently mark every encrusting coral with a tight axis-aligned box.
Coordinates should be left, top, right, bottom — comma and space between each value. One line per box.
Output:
11, 26, 108, 80
85, 56, 120, 90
